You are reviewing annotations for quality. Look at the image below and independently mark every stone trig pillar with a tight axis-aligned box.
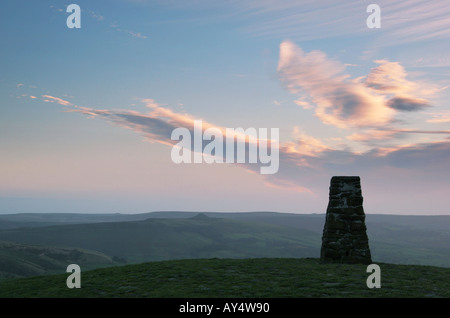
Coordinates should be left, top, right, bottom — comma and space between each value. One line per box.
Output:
320, 176, 372, 264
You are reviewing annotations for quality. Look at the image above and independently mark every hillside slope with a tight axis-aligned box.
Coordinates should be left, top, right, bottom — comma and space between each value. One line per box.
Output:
0, 214, 321, 265
0, 258, 448, 298
0, 241, 122, 279
0, 212, 449, 271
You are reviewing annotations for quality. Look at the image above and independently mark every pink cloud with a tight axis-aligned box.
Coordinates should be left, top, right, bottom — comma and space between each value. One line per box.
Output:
277, 41, 434, 128
277, 41, 395, 128
347, 129, 400, 142
35, 92, 450, 203
427, 111, 450, 123
41, 95, 73, 107
288, 127, 331, 157
365, 60, 418, 94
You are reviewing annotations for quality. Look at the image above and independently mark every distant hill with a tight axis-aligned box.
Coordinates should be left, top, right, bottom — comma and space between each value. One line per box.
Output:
0, 212, 157, 229
0, 214, 320, 267
0, 240, 123, 279
0, 211, 448, 277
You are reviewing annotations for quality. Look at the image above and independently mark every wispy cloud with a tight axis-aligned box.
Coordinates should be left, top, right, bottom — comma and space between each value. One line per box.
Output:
426, 111, 450, 124
31, 94, 306, 192
123, 0, 450, 48
347, 128, 450, 144
289, 127, 331, 157
233, 0, 450, 46
32, 91, 450, 197
347, 129, 401, 142
87, 9, 104, 22
110, 22, 149, 39
379, 0, 450, 46
41, 95, 73, 107
411, 54, 450, 68
50, 4, 148, 39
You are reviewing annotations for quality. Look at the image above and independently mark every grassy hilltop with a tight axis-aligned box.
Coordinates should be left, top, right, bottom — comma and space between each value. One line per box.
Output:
0, 258, 449, 298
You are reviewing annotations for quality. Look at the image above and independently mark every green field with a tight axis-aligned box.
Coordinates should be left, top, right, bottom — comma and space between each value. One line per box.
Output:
0, 258, 448, 298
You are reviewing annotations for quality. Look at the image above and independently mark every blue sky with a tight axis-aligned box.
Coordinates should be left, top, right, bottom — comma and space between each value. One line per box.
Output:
1, 0, 450, 215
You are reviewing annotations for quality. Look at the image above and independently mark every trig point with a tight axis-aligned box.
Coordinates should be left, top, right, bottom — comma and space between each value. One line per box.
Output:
320, 176, 372, 264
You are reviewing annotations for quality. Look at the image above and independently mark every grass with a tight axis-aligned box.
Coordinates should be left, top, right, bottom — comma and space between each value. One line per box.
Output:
0, 258, 448, 298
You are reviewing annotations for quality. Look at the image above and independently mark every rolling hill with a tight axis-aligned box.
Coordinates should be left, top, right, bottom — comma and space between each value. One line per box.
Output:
0, 214, 320, 267
0, 211, 448, 280
0, 240, 122, 279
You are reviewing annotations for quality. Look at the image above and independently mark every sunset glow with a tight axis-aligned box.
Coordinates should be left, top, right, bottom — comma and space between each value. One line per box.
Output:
1, 0, 450, 215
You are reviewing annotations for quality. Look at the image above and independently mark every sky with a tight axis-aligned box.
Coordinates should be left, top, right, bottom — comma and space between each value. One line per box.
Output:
1, 0, 450, 215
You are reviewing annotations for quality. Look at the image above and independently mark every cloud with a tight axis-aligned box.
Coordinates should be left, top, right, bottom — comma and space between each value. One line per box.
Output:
392, 129, 450, 135
68, 99, 284, 176
379, 0, 450, 46
364, 59, 434, 112
34, 91, 450, 201
113, 28, 148, 39
277, 41, 435, 128
347, 129, 400, 142
68, 102, 179, 147
41, 95, 73, 107
58, 98, 317, 192
277, 41, 395, 128
289, 127, 331, 157
271, 138, 449, 197
365, 60, 416, 94
412, 55, 450, 68
87, 10, 104, 21
233, 0, 450, 47
386, 96, 430, 112
51, 4, 147, 39
293, 99, 313, 110
129, 32, 148, 39
381, 140, 450, 170
426, 111, 450, 123
345, 127, 450, 152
